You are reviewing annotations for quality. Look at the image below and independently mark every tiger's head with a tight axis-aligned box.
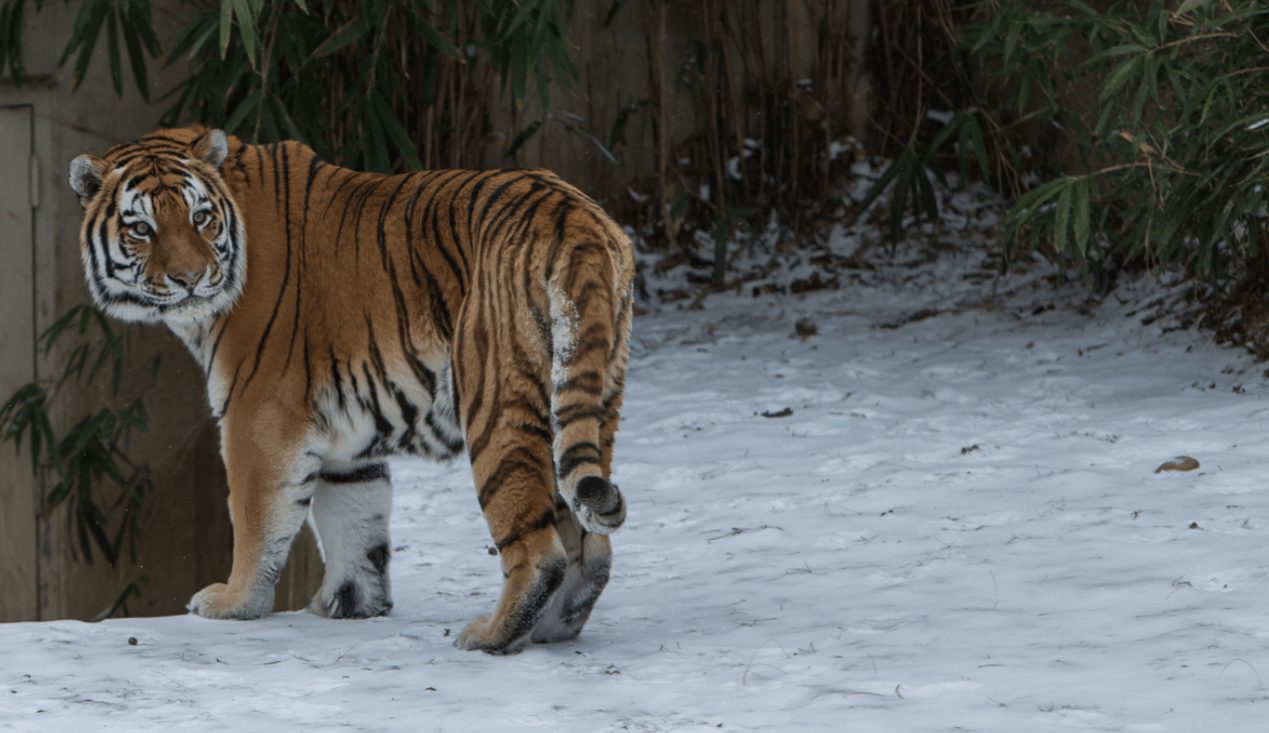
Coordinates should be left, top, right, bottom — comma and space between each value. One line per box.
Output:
68, 127, 246, 324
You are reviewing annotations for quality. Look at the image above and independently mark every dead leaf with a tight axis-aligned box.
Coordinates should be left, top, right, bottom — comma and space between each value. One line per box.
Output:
1156, 456, 1200, 473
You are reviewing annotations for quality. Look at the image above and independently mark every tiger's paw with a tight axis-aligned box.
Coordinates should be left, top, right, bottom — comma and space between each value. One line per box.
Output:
573, 476, 626, 535
187, 582, 274, 620
307, 572, 392, 620
455, 614, 531, 656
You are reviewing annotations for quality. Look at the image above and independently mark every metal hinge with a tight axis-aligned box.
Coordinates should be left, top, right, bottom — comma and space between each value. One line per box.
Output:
29, 154, 39, 209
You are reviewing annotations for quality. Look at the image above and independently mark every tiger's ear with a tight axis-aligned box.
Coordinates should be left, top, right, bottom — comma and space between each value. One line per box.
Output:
68, 154, 108, 206
192, 129, 229, 169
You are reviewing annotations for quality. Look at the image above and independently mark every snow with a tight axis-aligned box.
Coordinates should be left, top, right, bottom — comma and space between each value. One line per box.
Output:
5, 232, 1269, 731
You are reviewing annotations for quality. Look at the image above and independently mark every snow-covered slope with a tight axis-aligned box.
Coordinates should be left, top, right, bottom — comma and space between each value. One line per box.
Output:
5, 233, 1268, 732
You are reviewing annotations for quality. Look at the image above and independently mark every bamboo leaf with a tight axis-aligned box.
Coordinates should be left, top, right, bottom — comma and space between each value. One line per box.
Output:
504, 119, 542, 158
361, 100, 389, 173
370, 91, 423, 171
1177, 0, 1215, 16
966, 115, 991, 184
1088, 43, 1149, 63
120, 11, 150, 102
1100, 57, 1140, 102
164, 11, 216, 68
68, 0, 111, 90
533, 52, 549, 113
219, 0, 232, 60
889, 151, 915, 245
1003, 177, 1072, 244
127, 0, 163, 57
311, 17, 366, 58
1053, 183, 1072, 255
510, 29, 527, 102
229, 0, 256, 67
222, 88, 261, 135
413, 13, 459, 59
268, 93, 306, 144
853, 156, 905, 221
1073, 177, 1092, 256
916, 166, 938, 225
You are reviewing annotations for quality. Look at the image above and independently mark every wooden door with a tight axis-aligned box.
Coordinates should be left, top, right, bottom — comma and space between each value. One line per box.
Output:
0, 105, 37, 622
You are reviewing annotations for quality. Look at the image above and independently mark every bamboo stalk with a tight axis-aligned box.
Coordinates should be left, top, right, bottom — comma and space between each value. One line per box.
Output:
658, 0, 670, 242
788, 0, 800, 205
451, 45, 461, 169
876, 0, 899, 156
749, 0, 767, 202
699, 0, 728, 288
719, 5, 745, 192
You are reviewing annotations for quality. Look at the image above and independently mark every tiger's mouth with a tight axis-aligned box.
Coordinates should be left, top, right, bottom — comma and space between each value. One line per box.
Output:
123, 279, 236, 321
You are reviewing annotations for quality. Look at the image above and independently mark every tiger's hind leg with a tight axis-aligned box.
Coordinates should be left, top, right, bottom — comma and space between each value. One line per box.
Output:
453, 423, 567, 655
306, 461, 394, 619
532, 290, 629, 643
452, 309, 569, 655
529, 500, 611, 643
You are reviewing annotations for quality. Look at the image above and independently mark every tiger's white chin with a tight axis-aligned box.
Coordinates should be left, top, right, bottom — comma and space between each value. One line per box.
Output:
96, 290, 239, 325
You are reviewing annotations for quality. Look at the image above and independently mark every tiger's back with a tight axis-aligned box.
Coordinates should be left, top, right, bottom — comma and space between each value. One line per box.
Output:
69, 126, 633, 654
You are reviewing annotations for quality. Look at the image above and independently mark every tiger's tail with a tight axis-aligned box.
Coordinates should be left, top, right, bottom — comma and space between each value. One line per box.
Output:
547, 228, 631, 536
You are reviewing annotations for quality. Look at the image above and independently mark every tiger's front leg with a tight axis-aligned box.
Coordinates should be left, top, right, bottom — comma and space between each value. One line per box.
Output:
306, 461, 394, 619
187, 403, 319, 620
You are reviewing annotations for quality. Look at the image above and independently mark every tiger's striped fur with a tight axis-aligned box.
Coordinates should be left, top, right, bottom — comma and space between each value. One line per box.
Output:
68, 126, 633, 654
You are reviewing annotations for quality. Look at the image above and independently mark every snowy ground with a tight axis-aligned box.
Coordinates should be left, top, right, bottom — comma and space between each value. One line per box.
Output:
5, 218, 1269, 731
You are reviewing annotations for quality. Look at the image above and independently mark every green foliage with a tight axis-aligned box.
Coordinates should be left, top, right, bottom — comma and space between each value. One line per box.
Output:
0, 0, 578, 172
870, 0, 1269, 284
92, 575, 150, 621
159, 0, 576, 171
0, 306, 156, 568
0, 0, 165, 100
859, 0, 1269, 288
477, 0, 577, 112
857, 112, 991, 248
978, 0, 1269, 281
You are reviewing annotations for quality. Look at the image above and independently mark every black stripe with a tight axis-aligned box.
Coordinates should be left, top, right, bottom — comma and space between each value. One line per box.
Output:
320, 462, 389, 484
241, 145, 294, 395
376, 174, 415, 269
556, 404, 606, 427
444, 173, 476, 274
556, 371, 603, 396
476, 447, 549, 509
217, 360, 244, 419
494, 508, 556, 551
557, 442, 601, 479
330, 346, 347, 411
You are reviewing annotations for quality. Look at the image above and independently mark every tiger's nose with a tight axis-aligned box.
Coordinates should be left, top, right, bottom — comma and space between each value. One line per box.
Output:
168, 271, 203, 290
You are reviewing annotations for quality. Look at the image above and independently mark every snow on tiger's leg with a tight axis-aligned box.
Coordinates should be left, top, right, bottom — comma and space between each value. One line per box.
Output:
188, 403, 319, 620
306, 461, 394, 619
452, 302, 567, 655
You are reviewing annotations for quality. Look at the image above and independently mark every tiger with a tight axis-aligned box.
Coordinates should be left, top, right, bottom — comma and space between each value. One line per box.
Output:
67, 125, 633, 655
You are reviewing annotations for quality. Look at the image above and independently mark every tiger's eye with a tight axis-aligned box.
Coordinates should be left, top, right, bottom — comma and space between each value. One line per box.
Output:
131, 222, 152, 238
192, 210, 210, 227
